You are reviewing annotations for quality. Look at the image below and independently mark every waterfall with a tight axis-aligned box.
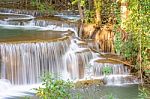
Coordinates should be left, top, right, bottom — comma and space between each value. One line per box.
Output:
63, 39, 94, 80
91, 61, 129, 76
63, 38, 138, 85
0, 38, 71, 85
0, 8, 80, 20
64, 48, 93, 80
0, 12, 78, 36
0, 8, 43, 17
0, 10, 139, 98
87, 58, 139, 85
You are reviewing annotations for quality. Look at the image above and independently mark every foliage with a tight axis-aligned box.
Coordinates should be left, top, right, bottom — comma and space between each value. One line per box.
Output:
71, 0, 114, 24
101, 0, 114, 24
75, 93, 82, 99
113, 0, 150, 70
123, 0, 150, 68
107, 93, 115, 99
94, 0, 102, 13
31, 0, 54, 14
114, 30, 122, 55
84, 10, 95, 23
21, 96, 30, 99
112, 1, 122, 55
102, 66, 112, 75
145, 70, 150, 76
71, 0, 86, 7
71, 0, 78, 5
34, 73, 74, 99
138, 87, 150, 99
71, 0, 95, 23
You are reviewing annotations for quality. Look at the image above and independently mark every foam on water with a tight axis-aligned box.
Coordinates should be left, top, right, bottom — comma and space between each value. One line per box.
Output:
0, 79, 12, 91
0, 83, 40, 98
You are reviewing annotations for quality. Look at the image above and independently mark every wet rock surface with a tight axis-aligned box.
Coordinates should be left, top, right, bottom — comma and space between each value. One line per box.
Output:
74, 79, 104, 88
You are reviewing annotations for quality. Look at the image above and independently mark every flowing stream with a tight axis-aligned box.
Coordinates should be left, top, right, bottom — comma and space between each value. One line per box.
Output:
0, 10, 140, 99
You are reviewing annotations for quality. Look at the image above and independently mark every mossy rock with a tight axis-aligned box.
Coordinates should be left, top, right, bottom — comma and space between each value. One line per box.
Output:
74, 79, 104, 88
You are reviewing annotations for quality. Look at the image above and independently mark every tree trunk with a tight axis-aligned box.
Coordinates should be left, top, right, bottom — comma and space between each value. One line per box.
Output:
78, 0, 84, 23
77, 0, 85, 37
94, 0, 102, 25
88, 0, 92, 10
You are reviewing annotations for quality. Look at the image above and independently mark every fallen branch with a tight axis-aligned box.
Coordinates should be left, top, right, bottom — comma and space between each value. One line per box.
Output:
107, 58, 134, 67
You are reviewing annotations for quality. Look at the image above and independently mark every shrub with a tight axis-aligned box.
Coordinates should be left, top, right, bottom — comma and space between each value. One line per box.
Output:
34, 73, 74, 99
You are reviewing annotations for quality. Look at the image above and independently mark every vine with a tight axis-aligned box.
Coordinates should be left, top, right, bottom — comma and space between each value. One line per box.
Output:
124, 0, 150, 69
113, 0, 150, 72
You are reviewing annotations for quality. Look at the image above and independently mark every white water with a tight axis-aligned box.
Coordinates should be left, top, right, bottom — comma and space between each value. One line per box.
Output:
0, 19, 78, 36
0, 11, 78, 36
0, 12, 35, 21
64, 47, 93, 80
92, 62, 129, 76
0, 8, 43, 17
0, 79, 12, 91
0, 83, 40, 99
0, 11, 139, 98
0, 40, 71, 85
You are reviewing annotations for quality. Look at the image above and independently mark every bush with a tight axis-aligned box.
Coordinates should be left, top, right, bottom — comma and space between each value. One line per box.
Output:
34, 73, 74, 99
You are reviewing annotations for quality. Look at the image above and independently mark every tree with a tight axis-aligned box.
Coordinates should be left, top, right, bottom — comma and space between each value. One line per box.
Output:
94, 0, 102, 25
113, 0, 150, 83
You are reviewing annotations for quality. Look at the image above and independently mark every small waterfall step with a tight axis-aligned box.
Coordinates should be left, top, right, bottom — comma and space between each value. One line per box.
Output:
0, 12, 34, 21
0, 12, 78, 36
0, 28, 73, 85
81, 57, 139, 86
0, 8, 140, 98
64, 47, 94, 80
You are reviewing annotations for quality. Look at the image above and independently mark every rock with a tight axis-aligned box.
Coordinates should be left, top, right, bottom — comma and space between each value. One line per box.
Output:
95, 17, 115, 53
74, 79, 104, 88
81, 24, 98, 39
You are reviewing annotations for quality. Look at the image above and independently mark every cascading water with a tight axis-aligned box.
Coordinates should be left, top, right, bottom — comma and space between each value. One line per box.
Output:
0, 12, 78, 98
91, 59, 129, 76
0, 8, 79, 36
0, 12, 78, 36
0, 39, 70, 85
0, 8, 80, 21
0, 8, 44, 17
86, 58, 139, 85
0, 10, 140, 98
63, 36, 139, 85
64, 47, 93, 80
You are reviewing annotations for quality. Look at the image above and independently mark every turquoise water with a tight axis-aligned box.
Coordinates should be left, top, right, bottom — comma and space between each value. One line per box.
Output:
0, 84, 140, 99
0, 12, 148, 99
72, 84, 139, 99
0, 26, 67, 42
